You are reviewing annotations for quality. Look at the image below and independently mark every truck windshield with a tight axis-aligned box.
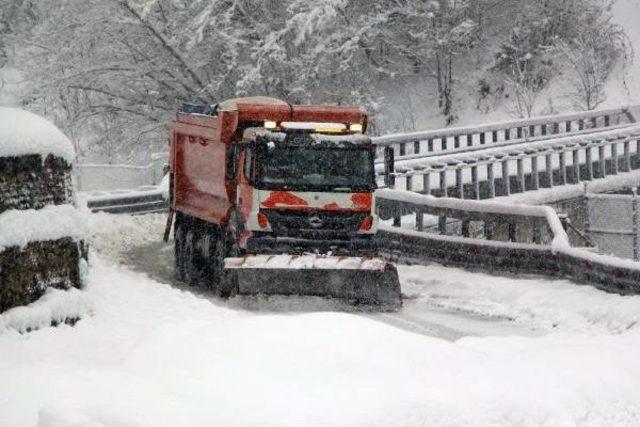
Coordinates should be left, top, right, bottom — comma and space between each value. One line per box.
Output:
255, 145, 375, 191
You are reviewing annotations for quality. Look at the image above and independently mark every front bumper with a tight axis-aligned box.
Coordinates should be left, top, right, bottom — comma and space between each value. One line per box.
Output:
245, 234, 378, 256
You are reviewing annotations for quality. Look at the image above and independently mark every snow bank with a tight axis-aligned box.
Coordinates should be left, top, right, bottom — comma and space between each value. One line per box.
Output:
0, 107, 75, 163
0, 282, 93, 334
0, 204, 90, 251
2, 257, 640, 426
400, 264, 640, 335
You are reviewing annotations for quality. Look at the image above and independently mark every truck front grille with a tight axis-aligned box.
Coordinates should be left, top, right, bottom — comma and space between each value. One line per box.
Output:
262, 209, 367, 238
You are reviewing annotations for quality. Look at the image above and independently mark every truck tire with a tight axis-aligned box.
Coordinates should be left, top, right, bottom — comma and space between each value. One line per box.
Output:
219, 230, 239, 298
201, 230, 225, 295
174, 221, 186, 282
183, 228, 200, 286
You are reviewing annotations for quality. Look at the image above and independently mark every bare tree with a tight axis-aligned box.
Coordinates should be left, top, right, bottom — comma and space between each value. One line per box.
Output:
556, 16, 631, 110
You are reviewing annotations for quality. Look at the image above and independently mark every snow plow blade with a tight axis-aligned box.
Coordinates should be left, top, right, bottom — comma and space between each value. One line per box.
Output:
224, 255, 402, 308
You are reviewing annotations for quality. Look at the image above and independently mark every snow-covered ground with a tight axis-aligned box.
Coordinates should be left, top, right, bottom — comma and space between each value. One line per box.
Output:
2, 212, 640, 426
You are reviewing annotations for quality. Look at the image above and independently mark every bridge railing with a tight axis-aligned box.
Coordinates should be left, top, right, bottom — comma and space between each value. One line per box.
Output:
372, 105, 636, 159
379, 124, 640, 200
376, 189, 640, 295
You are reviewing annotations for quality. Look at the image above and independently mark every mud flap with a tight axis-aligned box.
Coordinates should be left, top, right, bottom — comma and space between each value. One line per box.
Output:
224, 255, 402, 308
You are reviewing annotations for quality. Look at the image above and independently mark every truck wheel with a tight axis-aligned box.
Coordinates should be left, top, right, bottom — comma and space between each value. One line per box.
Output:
174, 222, 186, 282
201, 232, 224, 295
183, 228, 200, 286
218, 232, 239, 298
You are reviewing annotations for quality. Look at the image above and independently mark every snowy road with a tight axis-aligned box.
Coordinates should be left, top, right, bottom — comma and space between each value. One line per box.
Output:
2, 212, 640, 426
102, 213, 639, 340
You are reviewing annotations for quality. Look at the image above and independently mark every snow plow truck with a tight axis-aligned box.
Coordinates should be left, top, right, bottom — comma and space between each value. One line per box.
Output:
164, 97, 401, 307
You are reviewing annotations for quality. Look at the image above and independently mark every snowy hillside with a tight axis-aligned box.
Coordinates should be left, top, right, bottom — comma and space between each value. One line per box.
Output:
607, 0, 640, 106
2, 213, 640, 426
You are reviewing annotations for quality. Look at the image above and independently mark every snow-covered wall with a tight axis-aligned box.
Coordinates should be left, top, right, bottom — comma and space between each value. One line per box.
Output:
0, 107, 87, 312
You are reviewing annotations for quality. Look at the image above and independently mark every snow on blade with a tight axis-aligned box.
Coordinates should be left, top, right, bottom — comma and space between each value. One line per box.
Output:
225, 255, 388, 270
0, 107, 75, 163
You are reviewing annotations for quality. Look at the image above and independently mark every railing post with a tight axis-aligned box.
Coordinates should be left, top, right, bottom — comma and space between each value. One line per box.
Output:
423, 172, 431, 195
586, 146, 594, 180
440, 170, 448, 197
471, 165, 480, 200
438, 215, 447, 234
508, 223, 517, 242
545, 152, 553, 187
532, 220, 542, 244
416, 211, 424, 232
624, 139, 631, 172
502, 159, 510, 196
383, 146, 395, 188
456, 167, 464, 199
517, 157, 525, 192
559, 150, 567, 185
531, 156, 539, 190
487, 163, 495, 198
461, 219, 470, 237
572, 149, 580, 183
611, 141, 619, 175
483, 222, 493, 240
634, 188, 639, 261
598, 144, 606, 178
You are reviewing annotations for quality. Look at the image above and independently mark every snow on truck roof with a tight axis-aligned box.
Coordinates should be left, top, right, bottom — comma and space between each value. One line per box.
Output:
217, 96, 288, 111
0, 107, 75, 163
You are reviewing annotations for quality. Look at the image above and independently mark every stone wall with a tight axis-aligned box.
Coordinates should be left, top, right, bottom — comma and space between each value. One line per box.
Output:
0, 153, 85, 313
0, 154, 73, 213
0, 238, 87, 312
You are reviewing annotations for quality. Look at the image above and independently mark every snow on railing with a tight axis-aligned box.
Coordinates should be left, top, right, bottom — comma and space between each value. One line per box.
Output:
372, 105, 637, 157
379, 124, 640, 201
376, 189, 640, 295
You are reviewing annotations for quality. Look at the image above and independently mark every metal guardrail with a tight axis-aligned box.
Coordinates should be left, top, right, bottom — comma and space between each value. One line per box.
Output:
372, 105, 636, 157
376, 189, 640, 295
379, 124, 640, 200
83, 188, 167, 214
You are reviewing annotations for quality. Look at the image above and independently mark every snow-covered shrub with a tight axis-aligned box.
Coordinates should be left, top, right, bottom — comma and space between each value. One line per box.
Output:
0, 107, 88, 312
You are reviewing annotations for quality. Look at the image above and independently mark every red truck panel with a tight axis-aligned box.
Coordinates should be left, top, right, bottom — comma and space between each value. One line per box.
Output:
171, 114, 234, 226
